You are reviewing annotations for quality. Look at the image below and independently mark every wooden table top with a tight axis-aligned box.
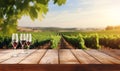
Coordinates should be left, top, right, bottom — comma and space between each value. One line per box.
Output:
0, 49, 120, 64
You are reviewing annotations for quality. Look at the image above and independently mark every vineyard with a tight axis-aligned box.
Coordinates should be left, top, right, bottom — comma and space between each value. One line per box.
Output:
0, 30, 120, 49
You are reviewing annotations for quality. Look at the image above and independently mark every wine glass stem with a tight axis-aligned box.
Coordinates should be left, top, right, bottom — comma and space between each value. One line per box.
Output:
26, 46, 29, 53
27, 46, 29, 50
22, 45, 24, 53
12, 48, 17, 57
14, 48, 16, 54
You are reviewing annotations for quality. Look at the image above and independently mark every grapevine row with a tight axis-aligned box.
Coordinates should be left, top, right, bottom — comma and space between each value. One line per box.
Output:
0, 32, 120, 49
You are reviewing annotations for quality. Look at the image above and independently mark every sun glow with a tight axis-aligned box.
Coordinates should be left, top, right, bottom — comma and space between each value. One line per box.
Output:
107, 7, 120, 21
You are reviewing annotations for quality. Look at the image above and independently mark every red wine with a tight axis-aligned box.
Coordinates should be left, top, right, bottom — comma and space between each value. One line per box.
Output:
21, 40, 26, 46
26, 41, 31, 46
12, 42, 18, 48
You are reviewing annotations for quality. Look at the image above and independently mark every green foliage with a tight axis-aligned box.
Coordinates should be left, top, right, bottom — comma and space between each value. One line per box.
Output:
62, 33, 101, 49
63, 34, 86, 49
53, 0, 66, 6
51, 35, 61, 49
0, 35, 11, 49
99, 35, 120, 49
84, 34, 101, 49
77, 34, 86, 49
63, 35, 79, 48
0, 32, 60, 49
0, 0, 66, 35
32, 33, 51, 48
1, 31, 120, 49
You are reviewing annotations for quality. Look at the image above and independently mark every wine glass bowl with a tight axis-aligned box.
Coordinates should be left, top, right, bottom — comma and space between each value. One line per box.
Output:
11, 33, 32, 54
11, 33, 18, 57
26, 33, 32, 53
12, 40, 18, 49
20, 33, 26, 53
26, 34, 32, 48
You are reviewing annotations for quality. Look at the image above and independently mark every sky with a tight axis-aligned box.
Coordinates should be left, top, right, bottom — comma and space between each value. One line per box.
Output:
18, 0, 120, 28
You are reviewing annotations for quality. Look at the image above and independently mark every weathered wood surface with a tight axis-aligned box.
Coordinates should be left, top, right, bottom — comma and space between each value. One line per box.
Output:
40, 50, 58, 64
71, 49, 100, 64
85, 49, 120, 64
59, 49, 79, 64
99, 49, 120, 60
20, 49, 47, 64
1, 50, 36, 64
0, 50, 12, 57
0, 49, 22, 63
0, 49, 120, 64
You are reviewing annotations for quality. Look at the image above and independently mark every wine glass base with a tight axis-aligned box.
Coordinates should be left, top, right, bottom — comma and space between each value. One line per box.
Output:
21, 51, 28, 54
11, 54, 18, 57
21, 51, 25, 54
25, 49, 29, 54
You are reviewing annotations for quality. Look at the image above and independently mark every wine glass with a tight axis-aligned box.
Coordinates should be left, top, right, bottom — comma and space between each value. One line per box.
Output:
20, 33, 26, 53
26, 33, 32, 53
11, 33, 18, 57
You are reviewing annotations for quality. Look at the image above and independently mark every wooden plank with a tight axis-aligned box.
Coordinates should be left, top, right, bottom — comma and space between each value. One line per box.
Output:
0, 50, 13, 57
19, 49, 47, 64
59, 49, 79, 64
85, 49, 120, 64
71, 49, 100, 64
109, 49, 120, 56
1, 64, 120, 71
39, 50, 58, 64
100, 49, 120, 60
0, 49, 22, 63
1, 50, 36, 64
0, 49, 5, 52
0, 49, 11, 53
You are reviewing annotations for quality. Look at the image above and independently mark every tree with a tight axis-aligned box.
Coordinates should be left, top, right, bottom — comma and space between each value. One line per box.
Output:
0, 0, 66, 35
105, 26, 114, 30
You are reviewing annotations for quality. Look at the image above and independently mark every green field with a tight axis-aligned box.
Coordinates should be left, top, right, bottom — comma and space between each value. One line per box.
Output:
0, 29, 120, 49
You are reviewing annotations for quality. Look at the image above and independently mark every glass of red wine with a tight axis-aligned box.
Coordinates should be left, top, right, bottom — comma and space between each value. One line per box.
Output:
11, 33, 18, 57
20, 33, 26, 53
26, 33, 32, 53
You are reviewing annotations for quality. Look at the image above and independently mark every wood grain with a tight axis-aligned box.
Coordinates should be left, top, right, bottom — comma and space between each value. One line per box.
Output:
1, 50, 36, 64
59, 49, 79, 64
19, 49, 47, 64
0, 49, 12, 53
99, 49, 120, 60
71, 49, 100, 64
0, 64, 120, 71
40, 50, 58, 64
0, 49, 120, 64
85, 49, 120, 64
0, 49, 22, 63
0, 50, 13, 57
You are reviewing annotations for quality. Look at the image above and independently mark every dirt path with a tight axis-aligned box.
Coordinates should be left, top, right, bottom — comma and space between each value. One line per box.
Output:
36, 37, 76, 49
58, 37, 75, 49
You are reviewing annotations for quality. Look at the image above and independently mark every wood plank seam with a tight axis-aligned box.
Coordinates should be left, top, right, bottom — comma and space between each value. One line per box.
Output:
18, 50, 37, 64
39, 50, 58, 64
37, 49, 48, 64
99, 50, 120, 60
59, 49, 79, 64
0, 56, 12, 63
58, 49, 60, 64
98, 50, 120, 62
70, 49, 81, 64
84, 49, 120, 64
83, 50, 103, 64
1, 50, 36, 64
0, 50, 22, 63
0, 51, 14, 63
